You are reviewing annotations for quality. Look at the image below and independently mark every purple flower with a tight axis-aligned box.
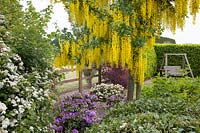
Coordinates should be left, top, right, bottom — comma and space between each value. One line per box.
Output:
86, 98, 91, 103
61, 100, 65, 109
110, 95, 116, 102
72, 129, 79, 133
92, 102, 97, 106
66, 112, 75, 119
79, 99, 84, 103
91, 94, 98, 100
85, 93, 90, 98
54, 118, 61, 124
51, 125, 57, 130
83, 116, 92, 124
62, 114, 67, 122
86, 110, 96, 117
57, 126, 63, 131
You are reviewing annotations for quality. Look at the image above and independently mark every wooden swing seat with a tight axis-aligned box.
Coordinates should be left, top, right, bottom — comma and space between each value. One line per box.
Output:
164, 66, 185, 76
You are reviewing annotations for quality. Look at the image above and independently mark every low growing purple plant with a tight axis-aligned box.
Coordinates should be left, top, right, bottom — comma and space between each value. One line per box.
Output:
51, 93, 98, 132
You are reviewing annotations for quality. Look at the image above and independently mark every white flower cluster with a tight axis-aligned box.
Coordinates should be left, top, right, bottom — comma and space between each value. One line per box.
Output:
0, 42, 53, 132
0, 102, 7, 113
90, 83, 125, 101
119, 122, 128, 129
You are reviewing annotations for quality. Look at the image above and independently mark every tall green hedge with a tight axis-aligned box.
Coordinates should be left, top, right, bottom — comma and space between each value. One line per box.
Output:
144, 46, 157, 79
154, 44, 200, 77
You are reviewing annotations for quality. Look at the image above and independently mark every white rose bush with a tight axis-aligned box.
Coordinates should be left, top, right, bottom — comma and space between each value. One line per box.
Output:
90, 83, 126, 106
0, 41, 57, 132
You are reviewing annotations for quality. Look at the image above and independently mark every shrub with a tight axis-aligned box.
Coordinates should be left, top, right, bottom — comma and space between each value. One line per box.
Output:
86, 112, 200, 133
51, 93, 98, 132
90, 83, 125, 102
1, 1, 56, 72
87, 96, 200, 132
0, 41, 57, 132
101, 65, 128, 88
142, 77, 200, 101
144, 46, 157, 78
154, 44, 200, 77
86, 77, 200, 132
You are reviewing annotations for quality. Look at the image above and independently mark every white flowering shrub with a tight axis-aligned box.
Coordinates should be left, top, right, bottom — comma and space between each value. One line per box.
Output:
90, 83, 125, 102
0, 41, 57, 132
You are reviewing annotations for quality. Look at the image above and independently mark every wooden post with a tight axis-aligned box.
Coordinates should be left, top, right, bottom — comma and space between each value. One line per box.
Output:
184, 54, 194, 78
78, 71, 83, 94
165, 53, 168, 77
165, 53, 168, 66
136, 82, 141, 100
127, 71, 134, 101
182, 55, 185, 68
98, 66, 102, 84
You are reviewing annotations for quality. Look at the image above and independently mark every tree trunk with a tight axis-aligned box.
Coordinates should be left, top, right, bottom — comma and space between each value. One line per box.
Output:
98, 67, 102, 84
127, 71, 135, 101
79, 71, 83, 95
136, 82, 141, 100
86, 77, 92, 89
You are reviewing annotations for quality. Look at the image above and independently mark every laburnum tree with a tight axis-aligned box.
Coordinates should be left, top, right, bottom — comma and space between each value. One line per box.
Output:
53, 0, 200, 100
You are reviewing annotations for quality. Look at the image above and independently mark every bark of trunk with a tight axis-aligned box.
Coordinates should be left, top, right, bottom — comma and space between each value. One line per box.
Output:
127, 71, 135, 101
98, 66, 102, 84
79, 71, 83, 95
136, 82, 141, 100
86, 77, 92, 89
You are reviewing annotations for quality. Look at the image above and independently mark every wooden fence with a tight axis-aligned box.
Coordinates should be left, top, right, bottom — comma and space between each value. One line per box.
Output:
55, 67, 103, 94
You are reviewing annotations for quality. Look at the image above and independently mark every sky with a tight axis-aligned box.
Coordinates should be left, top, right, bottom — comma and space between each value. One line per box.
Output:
30, 0, 200, 44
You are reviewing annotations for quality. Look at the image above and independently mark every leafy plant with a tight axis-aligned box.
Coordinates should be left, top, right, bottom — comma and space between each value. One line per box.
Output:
86, 77, 200, 132
87, 112, 200, 133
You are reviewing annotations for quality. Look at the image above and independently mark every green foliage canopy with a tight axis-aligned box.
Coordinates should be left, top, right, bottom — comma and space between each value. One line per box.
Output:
0, 0, 56, 72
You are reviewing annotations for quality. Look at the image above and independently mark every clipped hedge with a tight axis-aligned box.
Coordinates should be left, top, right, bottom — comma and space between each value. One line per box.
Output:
154, 44, 200, 77
144, 46, 157, 78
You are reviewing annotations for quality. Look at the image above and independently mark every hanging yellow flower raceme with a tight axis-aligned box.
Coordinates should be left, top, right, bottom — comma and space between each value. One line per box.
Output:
140, 0, 146, 20
111, 31, 120, 66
